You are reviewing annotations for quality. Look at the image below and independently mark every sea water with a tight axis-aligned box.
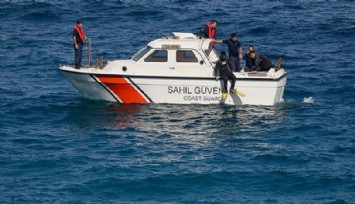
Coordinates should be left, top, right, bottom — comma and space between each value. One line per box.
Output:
0, 0, 354, 203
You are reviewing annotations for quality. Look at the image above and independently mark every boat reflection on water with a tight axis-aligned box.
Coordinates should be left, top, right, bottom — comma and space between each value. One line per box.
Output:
66, 100, 143, 129
66, 101, 290, 162
67, 100, 286, 139
106, 104, 143, 129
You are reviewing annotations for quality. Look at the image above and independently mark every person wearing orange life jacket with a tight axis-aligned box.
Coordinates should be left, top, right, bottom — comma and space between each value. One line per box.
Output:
73, 20, 87, 69
200, 19, 218, 39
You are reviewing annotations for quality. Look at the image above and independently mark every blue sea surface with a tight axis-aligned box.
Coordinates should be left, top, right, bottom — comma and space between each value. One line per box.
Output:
1, 0, 354, 203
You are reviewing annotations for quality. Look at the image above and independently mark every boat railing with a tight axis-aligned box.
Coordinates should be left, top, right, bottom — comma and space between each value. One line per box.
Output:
82, 38, 92, 67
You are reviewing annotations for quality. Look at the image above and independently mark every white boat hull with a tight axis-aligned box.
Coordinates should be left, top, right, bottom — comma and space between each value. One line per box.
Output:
60, 67, 286, 106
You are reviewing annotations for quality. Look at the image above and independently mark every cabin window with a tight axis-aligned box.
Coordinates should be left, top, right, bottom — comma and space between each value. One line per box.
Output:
176, 50, 198, 63
132, 47, 151, 61
144, 50, 168, 62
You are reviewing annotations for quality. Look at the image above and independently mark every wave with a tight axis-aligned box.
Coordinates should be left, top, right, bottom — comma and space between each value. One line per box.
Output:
126, 9, 164, 17
20, 11, 61, 20
248, 26, 269, 35
303, 97, 315, 104
271, 3, 305, 10
1, 0, 64, 6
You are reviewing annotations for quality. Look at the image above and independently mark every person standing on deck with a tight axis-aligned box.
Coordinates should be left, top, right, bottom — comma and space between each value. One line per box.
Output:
73, 20, 87, 69
216, 33, 243, 72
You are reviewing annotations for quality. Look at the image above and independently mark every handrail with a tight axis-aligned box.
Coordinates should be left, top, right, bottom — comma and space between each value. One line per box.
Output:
200, 39, 216, 69
83, 38, 92, 67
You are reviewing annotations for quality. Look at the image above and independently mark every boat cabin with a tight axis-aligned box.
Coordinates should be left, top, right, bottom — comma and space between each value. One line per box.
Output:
132, 32, 218, 65
100, 33, 219, 78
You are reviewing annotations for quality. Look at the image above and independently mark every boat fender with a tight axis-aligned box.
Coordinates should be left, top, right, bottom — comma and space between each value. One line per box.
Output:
122, 66, 127, 72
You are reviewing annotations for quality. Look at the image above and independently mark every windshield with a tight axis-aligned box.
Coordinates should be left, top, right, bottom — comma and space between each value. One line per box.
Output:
132, 46, 151, 61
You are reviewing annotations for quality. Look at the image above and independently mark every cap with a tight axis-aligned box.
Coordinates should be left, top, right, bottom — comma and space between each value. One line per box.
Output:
221, 51, 226, 55
76, 20, 83, 25
231, 33, 237, 37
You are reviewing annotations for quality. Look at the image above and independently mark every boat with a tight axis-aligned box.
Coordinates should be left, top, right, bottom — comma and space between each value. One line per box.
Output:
59, 32, 287, 106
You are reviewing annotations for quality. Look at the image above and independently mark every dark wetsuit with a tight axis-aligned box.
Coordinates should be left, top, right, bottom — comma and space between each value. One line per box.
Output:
254, 53, 273, 71
243, 53, 256, 72
214, 60, 237, 93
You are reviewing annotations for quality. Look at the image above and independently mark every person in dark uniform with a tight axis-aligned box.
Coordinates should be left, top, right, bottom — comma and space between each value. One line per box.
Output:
200, 19, 218, 39
217, 33, 242, 72
243, 45, 256, 72
214, 51, 237, 100
249, 50, 273, 71
73, 20, 87, 69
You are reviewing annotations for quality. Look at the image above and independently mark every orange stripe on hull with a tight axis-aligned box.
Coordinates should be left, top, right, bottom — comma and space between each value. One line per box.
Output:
96, 75, 147, 104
